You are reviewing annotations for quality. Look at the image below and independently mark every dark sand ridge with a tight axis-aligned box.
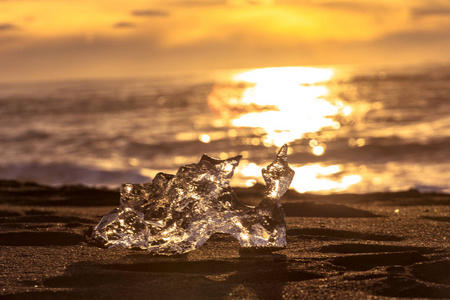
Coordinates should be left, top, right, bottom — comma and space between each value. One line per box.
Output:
0, 180, 449, 299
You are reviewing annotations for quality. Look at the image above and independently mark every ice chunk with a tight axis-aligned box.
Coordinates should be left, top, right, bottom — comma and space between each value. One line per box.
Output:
89, 144, 294, 255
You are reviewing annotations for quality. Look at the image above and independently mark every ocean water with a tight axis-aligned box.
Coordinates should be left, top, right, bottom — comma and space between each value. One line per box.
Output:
1, 63, 449, 194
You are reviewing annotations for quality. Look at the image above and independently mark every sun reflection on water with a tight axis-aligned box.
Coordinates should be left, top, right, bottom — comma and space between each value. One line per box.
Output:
208, 66, 365, 193
209, 66, 352, 147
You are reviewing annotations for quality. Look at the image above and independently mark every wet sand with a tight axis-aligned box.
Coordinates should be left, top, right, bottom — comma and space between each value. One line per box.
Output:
0, 180, 449, 299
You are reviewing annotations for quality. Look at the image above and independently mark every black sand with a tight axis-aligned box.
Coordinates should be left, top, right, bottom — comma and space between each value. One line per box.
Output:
0, 180, 449, 299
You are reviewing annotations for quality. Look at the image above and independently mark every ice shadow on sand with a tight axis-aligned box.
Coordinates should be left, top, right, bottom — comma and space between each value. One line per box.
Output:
319, 243, 439, 254
323, 244, 450, 298
325, 246, 450, 298
330, 251, 429, 271
8, 253, 324, 300
368, 259, 450, 299
422, 216, 450, 223
282, 202, 377, 218
287, 228, 403, 241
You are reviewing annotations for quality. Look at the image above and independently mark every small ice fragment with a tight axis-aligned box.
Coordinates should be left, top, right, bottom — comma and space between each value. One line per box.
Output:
88, 145, 295, 255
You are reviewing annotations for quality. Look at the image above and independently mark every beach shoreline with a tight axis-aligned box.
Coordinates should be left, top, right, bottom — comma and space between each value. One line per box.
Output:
0, 180, 449, 299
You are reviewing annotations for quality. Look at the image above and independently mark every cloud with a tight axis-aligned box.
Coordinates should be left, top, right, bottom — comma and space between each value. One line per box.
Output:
1, 1, 450, 83
113, 22, 136, 29
227, 0, 272, 5
165, 0, 227, 6
0, 34, 162, 82
2, 24, 450, 84
0, 23, 18, 32
375, 26, 450, 46
131, 9, 170, 17
330, 25, 450, 65
310, 1, 389, 13
411, 6, 450, 18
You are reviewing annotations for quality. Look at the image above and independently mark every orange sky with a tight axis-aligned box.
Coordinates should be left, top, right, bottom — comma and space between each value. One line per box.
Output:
1, 0, 450, 82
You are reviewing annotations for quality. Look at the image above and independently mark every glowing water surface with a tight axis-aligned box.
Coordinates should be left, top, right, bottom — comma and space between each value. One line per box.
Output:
1, 64, 448, 194
208, 66, 367, 193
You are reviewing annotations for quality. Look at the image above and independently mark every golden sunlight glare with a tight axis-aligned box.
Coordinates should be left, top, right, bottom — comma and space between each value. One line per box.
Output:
199, 134, 211, 143
209, 66, 355, 147
290, 164, 362, 193
237, 162, 362, 193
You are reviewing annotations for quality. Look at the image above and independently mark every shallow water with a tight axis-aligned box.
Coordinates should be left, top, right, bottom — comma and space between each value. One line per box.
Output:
1, 63, 449, 193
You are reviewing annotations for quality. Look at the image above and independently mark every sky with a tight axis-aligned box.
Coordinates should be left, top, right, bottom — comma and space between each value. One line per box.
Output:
1, 0, 450, 82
